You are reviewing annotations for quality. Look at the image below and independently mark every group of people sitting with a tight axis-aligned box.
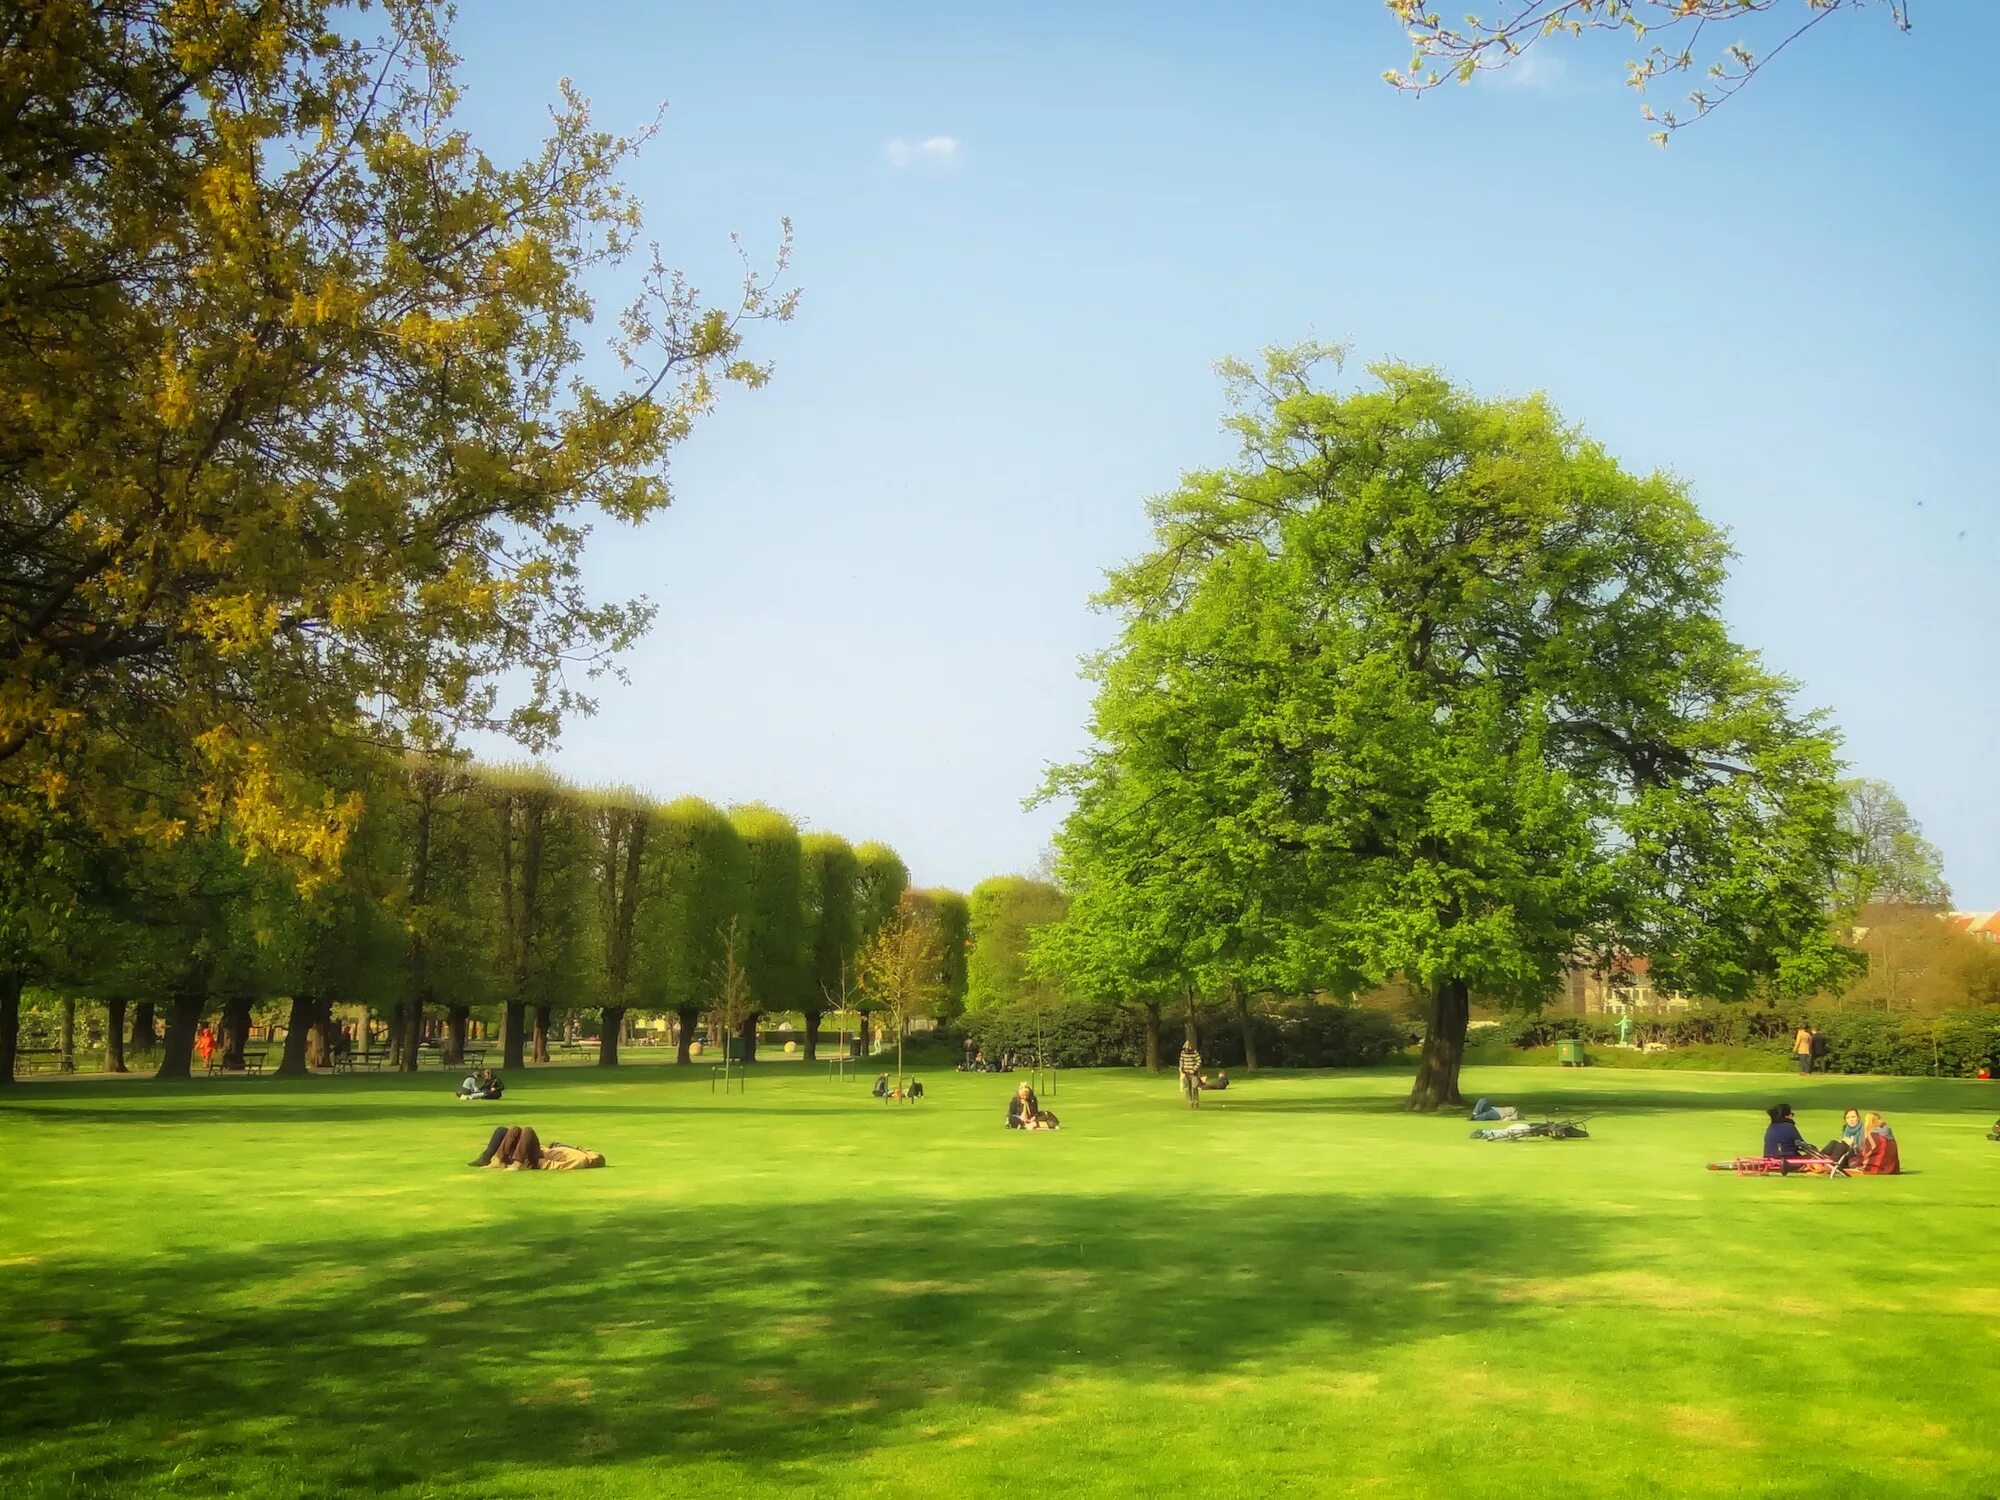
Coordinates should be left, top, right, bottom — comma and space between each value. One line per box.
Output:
1006, 1083, 1059, 1130
456, 1068, 504, 1100
1717, 1103, 1901, 1175
871, 1074, 925, 1100
468, 1125, 605, 1171
958, 1049, 1014, 1073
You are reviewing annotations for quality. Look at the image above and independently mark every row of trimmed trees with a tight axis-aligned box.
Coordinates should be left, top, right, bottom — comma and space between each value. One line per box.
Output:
0, 753, 970, 1084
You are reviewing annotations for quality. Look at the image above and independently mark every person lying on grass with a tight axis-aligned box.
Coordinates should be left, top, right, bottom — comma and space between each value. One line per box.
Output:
1203, 1071, 1229, 1092
1854, 1111, 1902, 1175
1006, 1083, 1059, 1131
468, 1125, 604, 1171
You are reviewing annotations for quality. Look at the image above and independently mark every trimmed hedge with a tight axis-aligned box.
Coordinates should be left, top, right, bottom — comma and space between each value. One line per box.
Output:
963, 998, 1411, 1071
1490, 1008, 2000, 1077
962, 1000, 1143, 1069
1199, 1001, 1411, 1069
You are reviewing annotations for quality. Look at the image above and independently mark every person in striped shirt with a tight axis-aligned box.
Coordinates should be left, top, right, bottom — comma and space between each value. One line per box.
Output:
1179, 1039, 1202, 1108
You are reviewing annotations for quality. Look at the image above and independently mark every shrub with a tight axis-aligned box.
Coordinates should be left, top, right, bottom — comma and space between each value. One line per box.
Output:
962, 999, 1144, 1068
1488, 1005, 2000, 1077
1203, 1001, 1410, 1068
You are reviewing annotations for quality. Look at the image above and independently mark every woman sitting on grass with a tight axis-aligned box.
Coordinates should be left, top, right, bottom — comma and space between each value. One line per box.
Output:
1819, 1107, 1864, 1168
468, 1125, 605, 1171
1854, 1111, 1901, 1175
1006, 1083, 1058, 1131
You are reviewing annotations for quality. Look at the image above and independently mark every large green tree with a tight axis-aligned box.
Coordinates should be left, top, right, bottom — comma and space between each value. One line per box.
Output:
799, 833, 861, 1062
636, 798, 747, 1064
1835, 778, 1949, 911
727, 806, 805, 1062
1051, 347, 1854, 1110
589, 790, 656, 1066
0, 0, 792, 879
966, 877, 1070, 1012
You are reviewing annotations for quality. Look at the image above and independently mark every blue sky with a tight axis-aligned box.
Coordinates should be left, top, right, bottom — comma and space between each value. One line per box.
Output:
451, 2, 1999, 903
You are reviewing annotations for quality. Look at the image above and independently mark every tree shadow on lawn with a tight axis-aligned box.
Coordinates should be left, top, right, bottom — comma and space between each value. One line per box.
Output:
0, 1189, 1605, 1493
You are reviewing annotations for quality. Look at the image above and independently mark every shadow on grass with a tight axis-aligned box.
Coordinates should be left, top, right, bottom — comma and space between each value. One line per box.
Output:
0, 1189, 1604, 1493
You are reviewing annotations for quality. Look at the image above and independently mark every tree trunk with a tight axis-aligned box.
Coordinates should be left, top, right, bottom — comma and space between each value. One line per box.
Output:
0, 969, 21, 1086
1184, 990, 1201, 1048
598, 1007, 624, 1066
104, 998, 129, 1073
676, 1006, 700, 1063
442, 1006, 469, 1067
531, 1005, 550, 1064
502, 1002, 526, 1069
310, 1006, 340, 1069
396, 991, 426, 1074
738, 1013, 759, 1063
1407, 976, 1471, 1112
276, 995, 316, 1076
58, 996, 76, 1071
219, 998, 252, 1070
802, 1009, 822, 1062
1232, 984, 1258, 1072
1143, 1001, 1162, 1073
131, 999, 156, 1052
155, 989, 205, 1082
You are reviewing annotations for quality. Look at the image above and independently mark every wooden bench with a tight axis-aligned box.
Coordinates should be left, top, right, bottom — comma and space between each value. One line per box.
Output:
16, 1048, 75, 1075
332, 1049, 386, 1073
206, 1049, 268, 1076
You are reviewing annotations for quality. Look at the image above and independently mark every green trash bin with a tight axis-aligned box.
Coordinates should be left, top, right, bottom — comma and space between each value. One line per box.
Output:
1557, 1038, 1586, 1067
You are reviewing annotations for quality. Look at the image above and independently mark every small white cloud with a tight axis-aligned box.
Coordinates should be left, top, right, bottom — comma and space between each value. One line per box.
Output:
1496, 50, 1567, 91
884, 134, 960, 169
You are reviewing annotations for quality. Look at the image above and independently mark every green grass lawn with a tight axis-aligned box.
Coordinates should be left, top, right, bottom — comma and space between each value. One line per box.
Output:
3, 1062, 1996, 1498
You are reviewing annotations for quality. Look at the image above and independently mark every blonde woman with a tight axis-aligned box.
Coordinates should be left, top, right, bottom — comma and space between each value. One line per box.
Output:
1855, 1111, 1902, 1175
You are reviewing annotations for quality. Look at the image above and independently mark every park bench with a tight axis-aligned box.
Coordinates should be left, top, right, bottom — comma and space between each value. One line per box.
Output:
16, 1047, 75, 1075
333, 1049, 386, 1073
205, 1049, 268, 1076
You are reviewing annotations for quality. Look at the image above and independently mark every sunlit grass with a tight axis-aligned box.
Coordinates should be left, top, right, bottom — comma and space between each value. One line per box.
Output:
2, 1061, 1995, 1497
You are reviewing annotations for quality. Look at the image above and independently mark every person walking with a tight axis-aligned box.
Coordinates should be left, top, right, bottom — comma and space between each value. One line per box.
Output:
1792, 1023, 1813, 1077
194, 1022, 217, 1073
1178, 1037, 1203, 1108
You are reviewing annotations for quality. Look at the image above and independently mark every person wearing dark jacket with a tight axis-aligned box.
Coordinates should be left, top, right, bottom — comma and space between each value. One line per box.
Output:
1006, 1084, 1058, 1131
1763, 1104, 1808, 1171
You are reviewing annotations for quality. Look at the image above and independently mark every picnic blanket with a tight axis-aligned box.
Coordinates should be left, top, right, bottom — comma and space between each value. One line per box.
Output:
1707, 1156, 1836, 1176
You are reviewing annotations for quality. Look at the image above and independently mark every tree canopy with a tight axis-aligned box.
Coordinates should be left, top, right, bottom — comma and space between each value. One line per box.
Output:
1045, 346, 1853, 1108
1383, 1, 1912, 143
0, 0, 792, 876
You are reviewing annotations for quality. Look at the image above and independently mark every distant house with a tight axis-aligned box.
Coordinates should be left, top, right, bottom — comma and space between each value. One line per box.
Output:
1561, 954, 1689, 1015
1945, 911, 2000, 944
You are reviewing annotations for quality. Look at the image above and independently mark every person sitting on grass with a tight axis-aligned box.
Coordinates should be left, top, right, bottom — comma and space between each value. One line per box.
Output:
1987, 1118, 2000, 1143
1006, 1083, 1058, 1131
1855, 1111, 1902, 1175
872, 1072, 891, 1099
1819, 1107, 1864, 1167
1763, 1104, 1809, 1172
469, 1125, 605, 1171
462, 1067, 502, 1100
456, 1071, 483, 1099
